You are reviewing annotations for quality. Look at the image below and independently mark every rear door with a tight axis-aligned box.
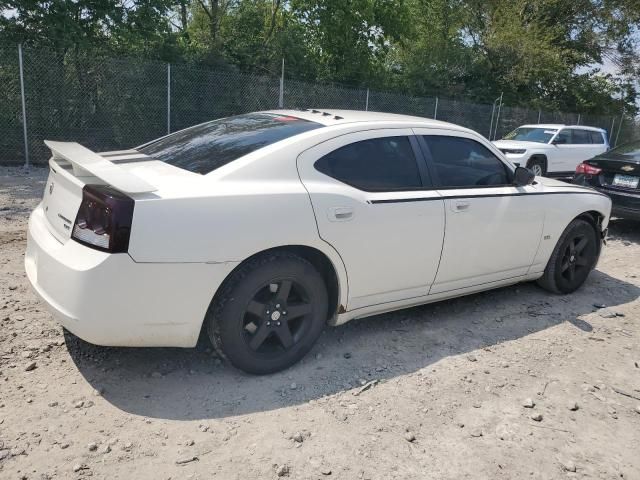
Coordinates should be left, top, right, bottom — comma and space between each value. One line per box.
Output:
553, 129, 598, 172
573, 128, 603, 164
297, 129, 445, 310
415, 129, 545, 294
588, 130, 609, 156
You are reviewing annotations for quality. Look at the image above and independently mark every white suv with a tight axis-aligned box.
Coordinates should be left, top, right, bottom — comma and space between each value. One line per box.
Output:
493, 124, 609, 177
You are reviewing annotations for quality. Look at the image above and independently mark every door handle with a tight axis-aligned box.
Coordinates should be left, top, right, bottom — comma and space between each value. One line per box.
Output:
328, 206, 354, 222
452, 200, 470, 212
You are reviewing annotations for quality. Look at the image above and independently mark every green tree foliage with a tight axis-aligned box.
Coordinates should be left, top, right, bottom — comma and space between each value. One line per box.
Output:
0, 0, 638, 114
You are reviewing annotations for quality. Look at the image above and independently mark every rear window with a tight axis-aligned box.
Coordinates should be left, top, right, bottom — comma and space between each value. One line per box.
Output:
589, 131, 605, 144
139, 113, 322, 174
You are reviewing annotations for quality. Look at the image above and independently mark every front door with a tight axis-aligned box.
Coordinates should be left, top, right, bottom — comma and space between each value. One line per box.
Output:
415, 129, 545, 294
297, 129, 445, 311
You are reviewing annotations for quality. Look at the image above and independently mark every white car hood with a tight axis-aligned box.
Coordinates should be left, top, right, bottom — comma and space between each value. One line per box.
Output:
493, 140, 549, 150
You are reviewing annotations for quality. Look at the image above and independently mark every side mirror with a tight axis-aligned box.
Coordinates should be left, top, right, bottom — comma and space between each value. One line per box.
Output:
514, 166, 535, 186
552, 138, 566, 145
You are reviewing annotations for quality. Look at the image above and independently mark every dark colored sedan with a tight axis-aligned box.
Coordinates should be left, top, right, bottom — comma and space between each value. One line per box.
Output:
573, 140, 640, 220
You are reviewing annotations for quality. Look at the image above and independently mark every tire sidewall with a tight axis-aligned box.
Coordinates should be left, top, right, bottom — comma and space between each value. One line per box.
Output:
527, 157, 545, 176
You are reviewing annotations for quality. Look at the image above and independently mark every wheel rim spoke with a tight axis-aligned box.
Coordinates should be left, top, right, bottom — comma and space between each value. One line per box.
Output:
249, 324, 271, 350
243, 277, 312, 355
575, 236, 588, 254
285, 303, 312, 320
275, 324, 294, 349
561, 260, 570, 272
567, 264, 576, 281
275, 280, 292, 303
246, 300, 267, 317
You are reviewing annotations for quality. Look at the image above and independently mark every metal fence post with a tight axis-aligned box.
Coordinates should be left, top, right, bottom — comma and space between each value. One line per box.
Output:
433, 96, 438, 119
365, 88, 369, 111
537, 109, 541, 124
278, 58, 284, 108
576, 114, 581, 125
492, 92, 503, 140
614, 110, 624, 147
167, 63, 171, 135
18, 43, 29, 168
609, 116, 616, 143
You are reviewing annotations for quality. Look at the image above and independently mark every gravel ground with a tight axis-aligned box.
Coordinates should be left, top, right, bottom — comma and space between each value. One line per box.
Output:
1, 166, 639, 480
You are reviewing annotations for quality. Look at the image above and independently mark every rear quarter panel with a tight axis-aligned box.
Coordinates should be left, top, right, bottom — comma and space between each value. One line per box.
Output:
126, 132, 351, 311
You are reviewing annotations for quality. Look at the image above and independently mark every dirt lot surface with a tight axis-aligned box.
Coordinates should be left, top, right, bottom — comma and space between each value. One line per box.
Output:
1, 166, 640, 480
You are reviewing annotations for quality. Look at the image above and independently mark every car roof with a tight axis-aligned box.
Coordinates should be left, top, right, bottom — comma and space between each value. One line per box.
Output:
520, 124, 606, 132
267, 108, 473, 132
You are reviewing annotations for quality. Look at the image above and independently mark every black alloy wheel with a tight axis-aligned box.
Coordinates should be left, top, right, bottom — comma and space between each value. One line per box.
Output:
537, 219, 599, 294
243, 279, 313, 355
207, 252, 328, 374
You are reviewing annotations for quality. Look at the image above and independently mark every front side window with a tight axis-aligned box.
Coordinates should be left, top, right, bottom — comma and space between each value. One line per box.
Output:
139, 113, 323, 174
554, 129, 572, 145
423, 135, 511, 188
503, 127, 558, 144
314, 136, 422, 191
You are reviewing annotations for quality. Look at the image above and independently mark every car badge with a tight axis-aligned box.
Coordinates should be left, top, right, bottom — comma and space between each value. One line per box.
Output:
621, 165, 634, 172
49, 183, 54, 195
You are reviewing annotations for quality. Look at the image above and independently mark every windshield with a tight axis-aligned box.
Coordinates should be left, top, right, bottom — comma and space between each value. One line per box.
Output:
139, 113, 322, 174
502, 127, 558, 144
609, 140, 640, 159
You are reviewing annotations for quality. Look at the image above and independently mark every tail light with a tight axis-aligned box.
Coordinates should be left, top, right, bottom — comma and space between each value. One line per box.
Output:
575, 162, 602, 175
72, 185, 134, 253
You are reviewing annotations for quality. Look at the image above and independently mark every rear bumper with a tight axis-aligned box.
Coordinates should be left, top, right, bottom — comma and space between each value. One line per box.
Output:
612, 205, 640, 220
25, 204, 237, 347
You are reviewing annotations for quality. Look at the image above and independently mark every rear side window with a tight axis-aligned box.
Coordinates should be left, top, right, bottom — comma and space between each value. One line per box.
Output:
589, 131, 605, 144
139, 113, 322, 174
423, 135, 511, 188
314, 136, 422, 191
572, 129, 592, 144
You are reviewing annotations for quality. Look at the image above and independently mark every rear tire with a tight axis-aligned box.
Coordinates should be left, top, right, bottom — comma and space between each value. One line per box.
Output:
206, 252, 328, 375
527, 157, 546, 176
536, 219, 599, 294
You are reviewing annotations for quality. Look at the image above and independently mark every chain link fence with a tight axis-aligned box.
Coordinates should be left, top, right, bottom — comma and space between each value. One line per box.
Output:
0, 43, 632, 166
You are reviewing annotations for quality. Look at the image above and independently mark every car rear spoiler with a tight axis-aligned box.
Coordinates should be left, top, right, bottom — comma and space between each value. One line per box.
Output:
44, 140, 157, 194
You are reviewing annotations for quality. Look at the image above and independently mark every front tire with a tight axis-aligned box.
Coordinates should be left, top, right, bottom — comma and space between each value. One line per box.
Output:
206, 252, 328, 375
536, 219, 599, 294
527, 157, 546, 177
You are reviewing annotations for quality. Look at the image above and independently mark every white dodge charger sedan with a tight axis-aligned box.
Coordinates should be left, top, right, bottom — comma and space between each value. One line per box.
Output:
26, 110, 612, 374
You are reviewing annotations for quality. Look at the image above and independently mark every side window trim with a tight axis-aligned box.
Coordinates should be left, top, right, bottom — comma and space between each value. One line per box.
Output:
415, 135, 441, 187
408, 135, 434, 189
417, 133, 515, 190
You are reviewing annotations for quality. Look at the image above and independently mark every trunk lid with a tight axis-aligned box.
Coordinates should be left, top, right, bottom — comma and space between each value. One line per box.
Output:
41, 141, 158, 244
42, 162, 85, 242
587, 156, 640, 192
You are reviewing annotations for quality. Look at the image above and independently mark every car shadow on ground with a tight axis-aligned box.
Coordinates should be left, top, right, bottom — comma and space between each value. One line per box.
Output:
66, 261, 639, 421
